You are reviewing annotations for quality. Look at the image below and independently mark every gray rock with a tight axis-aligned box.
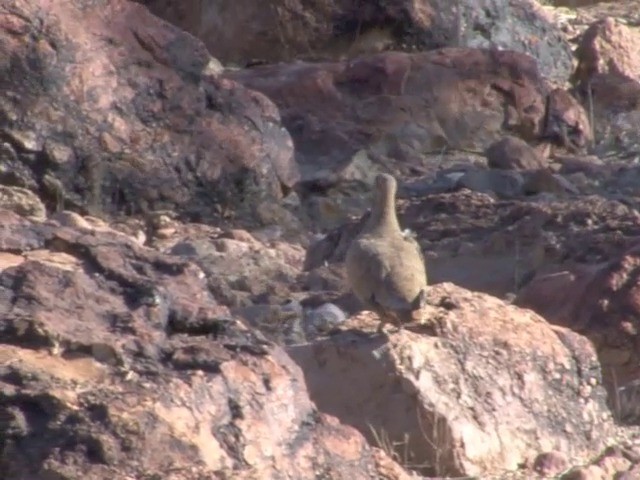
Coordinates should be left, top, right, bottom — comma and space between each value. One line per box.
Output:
457, 169, 525, 198
433, 0, 573, 85
232, 303, 305, 346
303, 303, 348, 338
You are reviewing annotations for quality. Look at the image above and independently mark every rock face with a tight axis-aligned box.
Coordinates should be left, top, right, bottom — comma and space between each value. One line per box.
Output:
515, 243, 640, 405
571, 71, 640, 163
573, 17, 640, 86
544, 88, 594, 151
5, 0, 640, 478
0, 185, 47, 220
227, 49, 589, 185
0, 209, 406, 480
0, 0, 298, 224
161, 228, 307, 308
288, 283, 615, 477
435, 0, 574, 85
141, 0, 573, 84
570, 16, 640, 159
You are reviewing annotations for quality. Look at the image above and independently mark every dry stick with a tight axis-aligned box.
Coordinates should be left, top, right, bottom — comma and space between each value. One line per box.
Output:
611, 367, 622, 421
369, 423, 432, 471
368, 425, 394, 462
353, 3, 363, 50
416, 406, 441, 476
272, 5, 292, 61
339, 1, 364, 60
587, 79, 596, 150
514, 237, 521, 293
402, 432, 410, 467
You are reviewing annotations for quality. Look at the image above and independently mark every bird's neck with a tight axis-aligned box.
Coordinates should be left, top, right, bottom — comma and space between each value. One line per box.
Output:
365, 195, 401, 234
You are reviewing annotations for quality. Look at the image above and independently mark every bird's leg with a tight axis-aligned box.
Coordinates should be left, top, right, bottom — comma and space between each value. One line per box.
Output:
392, 313, 405, 333
370, 297, 390, 334
413, 289, 428, 309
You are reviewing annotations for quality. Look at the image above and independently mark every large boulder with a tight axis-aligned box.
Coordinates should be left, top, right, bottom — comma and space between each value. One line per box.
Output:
288, 283, 616, 477
142, 0, 573, 84
227, 49, 589, 186
0, 209, 408, 479
573, 17, 640, 86
0, 0, 298, 224
516, 242, 640, 412
570, 17, 640, 158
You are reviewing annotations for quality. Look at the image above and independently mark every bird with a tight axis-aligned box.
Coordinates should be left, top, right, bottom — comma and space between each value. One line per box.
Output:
345, 173, 428, 333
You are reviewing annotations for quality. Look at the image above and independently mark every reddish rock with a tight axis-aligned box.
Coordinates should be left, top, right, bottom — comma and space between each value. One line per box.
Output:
516, 243, 640, 336
227, 49, 584, 185
561, 465, 606, 480
569, 18, 640, 158
619, 463, 640, 480
142, 0, 431, 65
574, 73, 640, 115
0, 0, 298, 223
533, 451, 569, 476
142, 0, 573, 84
570, 72, 640, 161
543, 88, 593, 152
515, 243, 640, 403
574, 17, 640, 86
0, 209, 406, 479
515, 266, 602, 331
595, 450, 632, 478
554, 154, 604, 175
485, 135, 548, 170
288, 283, 615, 477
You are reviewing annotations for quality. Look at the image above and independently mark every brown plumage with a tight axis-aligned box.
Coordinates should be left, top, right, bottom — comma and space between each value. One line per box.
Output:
345, 173, 428, 333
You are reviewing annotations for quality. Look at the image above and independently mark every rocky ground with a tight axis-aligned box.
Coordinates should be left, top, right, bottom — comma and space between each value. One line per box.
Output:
3, 0, 640, 478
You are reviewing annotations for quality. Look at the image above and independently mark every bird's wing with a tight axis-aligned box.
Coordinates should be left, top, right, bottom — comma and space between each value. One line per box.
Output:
345, 239, 389, 303
402, 235, 428, 284
347, 235, 427, 312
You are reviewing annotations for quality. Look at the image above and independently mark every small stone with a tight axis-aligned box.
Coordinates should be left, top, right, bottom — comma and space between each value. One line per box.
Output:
457, 169, 524, 198
561, 465, 605, 480
485, 135, 547, 170
91, 343, 120, 366
156, 227, 176, 239
533, 450, 568, 476
618, 463, 640, 479
523, 169, 577, 195
596, 453, 631, 478
304, 303, 347, 337
0, 186, 46, 220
